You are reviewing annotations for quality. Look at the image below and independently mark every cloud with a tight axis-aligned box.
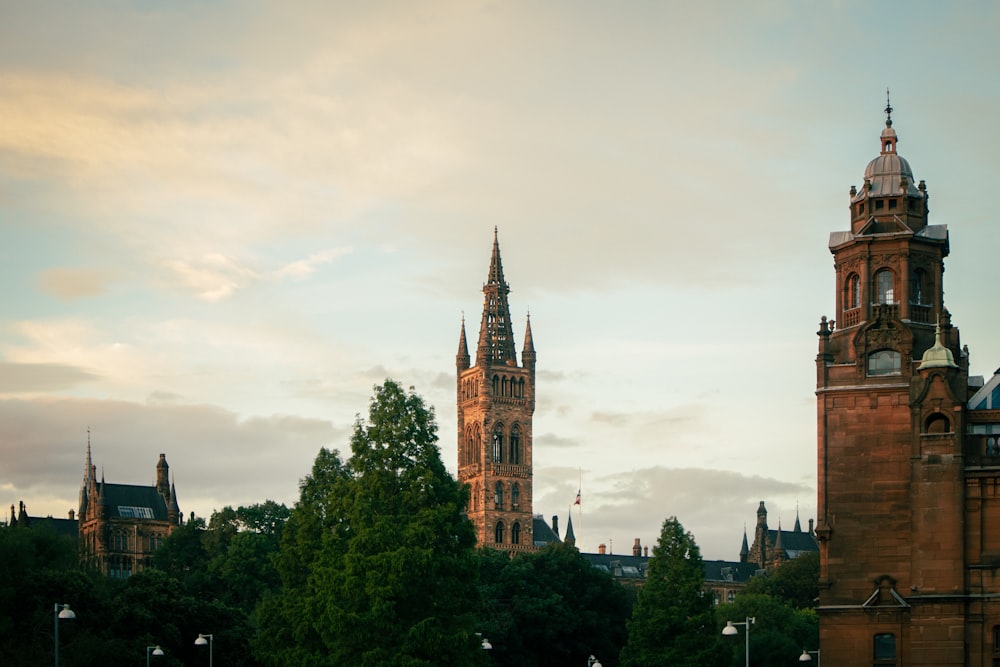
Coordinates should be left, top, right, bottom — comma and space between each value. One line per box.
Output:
0, 396, 344, 520
535, 465, 814, 560
0, 362, 99, 393
37, 267, 116, 300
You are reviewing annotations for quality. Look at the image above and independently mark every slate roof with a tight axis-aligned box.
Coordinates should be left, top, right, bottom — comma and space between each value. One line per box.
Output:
581, 552, 649, 581
769, 528, 818, 559
100, 483, 170, 521
532, 516, 560, 546
703, 559, 760, 584
28, 516, 79, 540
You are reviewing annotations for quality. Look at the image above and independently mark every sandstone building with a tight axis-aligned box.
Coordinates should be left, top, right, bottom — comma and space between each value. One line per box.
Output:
816, 102, 1000, 665
456, 229, 539, 551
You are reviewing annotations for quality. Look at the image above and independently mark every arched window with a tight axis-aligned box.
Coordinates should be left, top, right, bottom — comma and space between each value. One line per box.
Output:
495, 521, 505, 544
873, 633, 896, 664
510, 424, 522, 464
492, 375, 499, 395
910, 269, 926, 305
492, 425, 504, 462
473, 424, 482, 463
464, 428, 474, 466
511, 482, 520, 508
471, 481, 481, 511
868, 350, 901, 376
494, 482, 504, 508
511, 522, 521, 545
846, 274, 861, 309
875, 269, 895, 304
518, 378, 525, 398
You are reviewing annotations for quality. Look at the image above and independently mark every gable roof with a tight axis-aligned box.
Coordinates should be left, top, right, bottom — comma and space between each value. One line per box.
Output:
100, 483, 170, 521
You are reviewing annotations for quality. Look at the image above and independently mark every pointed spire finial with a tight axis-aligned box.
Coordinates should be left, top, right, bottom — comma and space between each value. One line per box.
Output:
885, 88, 893, 127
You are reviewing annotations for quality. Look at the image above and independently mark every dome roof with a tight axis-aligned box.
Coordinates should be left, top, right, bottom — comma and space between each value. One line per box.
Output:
851, 130, 924, 202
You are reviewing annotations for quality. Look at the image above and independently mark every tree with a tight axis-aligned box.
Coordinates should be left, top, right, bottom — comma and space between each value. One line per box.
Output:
716, 593, 817, 667
740, 551, 818, 609
257, 379, 482, 667
620, 517, 726, 667
477, 541, 632, 667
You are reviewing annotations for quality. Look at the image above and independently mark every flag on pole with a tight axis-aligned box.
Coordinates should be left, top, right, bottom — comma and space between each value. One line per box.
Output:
573, 489, 581, 505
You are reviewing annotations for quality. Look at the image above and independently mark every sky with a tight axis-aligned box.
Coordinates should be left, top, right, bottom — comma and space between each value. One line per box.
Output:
2, 0, 999, 560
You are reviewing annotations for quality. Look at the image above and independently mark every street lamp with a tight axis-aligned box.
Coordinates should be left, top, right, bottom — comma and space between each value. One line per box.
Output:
722, 616, 755, 667
146, 645, 164, 666
799, 648, 820, 665
53, 603, 76, 667
588, 655, 602, 667
481, 637, 492, 650
195, 633, 213, 667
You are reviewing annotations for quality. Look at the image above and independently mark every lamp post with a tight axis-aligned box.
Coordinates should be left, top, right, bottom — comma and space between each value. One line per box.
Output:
195, 633, 213, 667
722, 616, 755, 667
799, 648, 820, 665
53, 603, 75, 667
481, 637, 492, 651
146, 645, 164, 666
587, 655, 602, 667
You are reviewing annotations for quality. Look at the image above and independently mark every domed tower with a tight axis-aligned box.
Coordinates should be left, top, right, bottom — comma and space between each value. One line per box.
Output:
456, 229, 536, 551
815, 97, 970, 666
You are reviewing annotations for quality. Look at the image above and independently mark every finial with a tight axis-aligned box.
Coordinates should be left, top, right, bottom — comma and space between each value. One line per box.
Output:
884, 88, 893, 127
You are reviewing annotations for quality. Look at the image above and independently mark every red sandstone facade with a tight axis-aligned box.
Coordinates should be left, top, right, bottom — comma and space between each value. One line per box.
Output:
816, 103, 1000, 666
456, 230, 536, 552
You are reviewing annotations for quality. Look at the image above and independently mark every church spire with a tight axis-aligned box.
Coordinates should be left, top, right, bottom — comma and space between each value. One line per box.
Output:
457, 314, 470, 371
476, 228, 518, 367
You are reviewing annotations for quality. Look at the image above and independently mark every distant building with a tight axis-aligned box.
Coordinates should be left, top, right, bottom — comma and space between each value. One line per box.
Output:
456, 229, 537, 551
8, 443, 183, 578
78, 444, 182, 577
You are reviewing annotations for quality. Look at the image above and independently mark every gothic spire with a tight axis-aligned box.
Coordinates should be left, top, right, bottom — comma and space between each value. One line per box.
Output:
476, 228, 518, 367
457, 314, 470, 371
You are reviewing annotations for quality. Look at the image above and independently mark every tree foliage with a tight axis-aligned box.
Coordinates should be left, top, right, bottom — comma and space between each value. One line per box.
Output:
257, 379, 481, 667
716, 593, 817, 667
620, 517, 726, 667
740, 551, 818, 609
477, 541, 631, 667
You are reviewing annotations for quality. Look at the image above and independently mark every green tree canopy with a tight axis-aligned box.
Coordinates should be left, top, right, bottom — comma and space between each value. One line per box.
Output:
620, 516, 726, 667
257, 379, 481, 667
477, 541, 631, 667
740, 551, 819, 610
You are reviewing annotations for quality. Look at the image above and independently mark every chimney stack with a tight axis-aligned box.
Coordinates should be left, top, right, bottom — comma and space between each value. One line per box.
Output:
632, 538, 642, 557
598, 543, 607, 555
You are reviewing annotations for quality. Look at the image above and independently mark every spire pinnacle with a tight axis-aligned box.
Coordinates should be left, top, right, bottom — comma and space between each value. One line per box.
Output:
885, 88, 893, 128
476, 229, 518, 366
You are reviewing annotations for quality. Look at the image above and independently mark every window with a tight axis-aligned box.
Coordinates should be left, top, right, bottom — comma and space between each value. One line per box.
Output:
510, 424, 522, 464
846, 274, 861, 309
495, 521, 505, 544
511, 522, 521, 545
992, 625, 1000, 667
511, 483, 520, 508
875, 269, 895, 304
494, 482, 504, 509
492, 425, 504, 462
874, 633, 896, 665
910, 269, 926, 305
868, 350, 901, 376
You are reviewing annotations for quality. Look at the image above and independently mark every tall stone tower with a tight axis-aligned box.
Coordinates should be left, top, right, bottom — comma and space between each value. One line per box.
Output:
815, 100, 970, 665
457, 229, 536, 551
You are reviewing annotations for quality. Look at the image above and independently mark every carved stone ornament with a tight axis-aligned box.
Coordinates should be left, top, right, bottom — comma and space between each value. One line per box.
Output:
866, 320, 901, 349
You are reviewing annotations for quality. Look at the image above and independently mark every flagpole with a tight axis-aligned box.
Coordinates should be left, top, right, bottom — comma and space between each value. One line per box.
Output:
578, 467, 583, 550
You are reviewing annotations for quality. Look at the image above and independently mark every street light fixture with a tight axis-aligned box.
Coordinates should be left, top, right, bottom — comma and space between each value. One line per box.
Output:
588, 655, 602, 667
721, 616, 755, 667
146, 645, 165, 666
799, 648, 820, 665
195, 633, 214, 667
481, 637, 492, 650
53, 603, 76, 667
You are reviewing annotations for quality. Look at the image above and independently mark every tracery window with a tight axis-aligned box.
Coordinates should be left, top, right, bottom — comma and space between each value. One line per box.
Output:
495, 521, 505, 544
511, 522, 521, 545
510, 424, 522, 464
511, 483, 520, 509
492, 425, 504, 462
494, 482, 504, 508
